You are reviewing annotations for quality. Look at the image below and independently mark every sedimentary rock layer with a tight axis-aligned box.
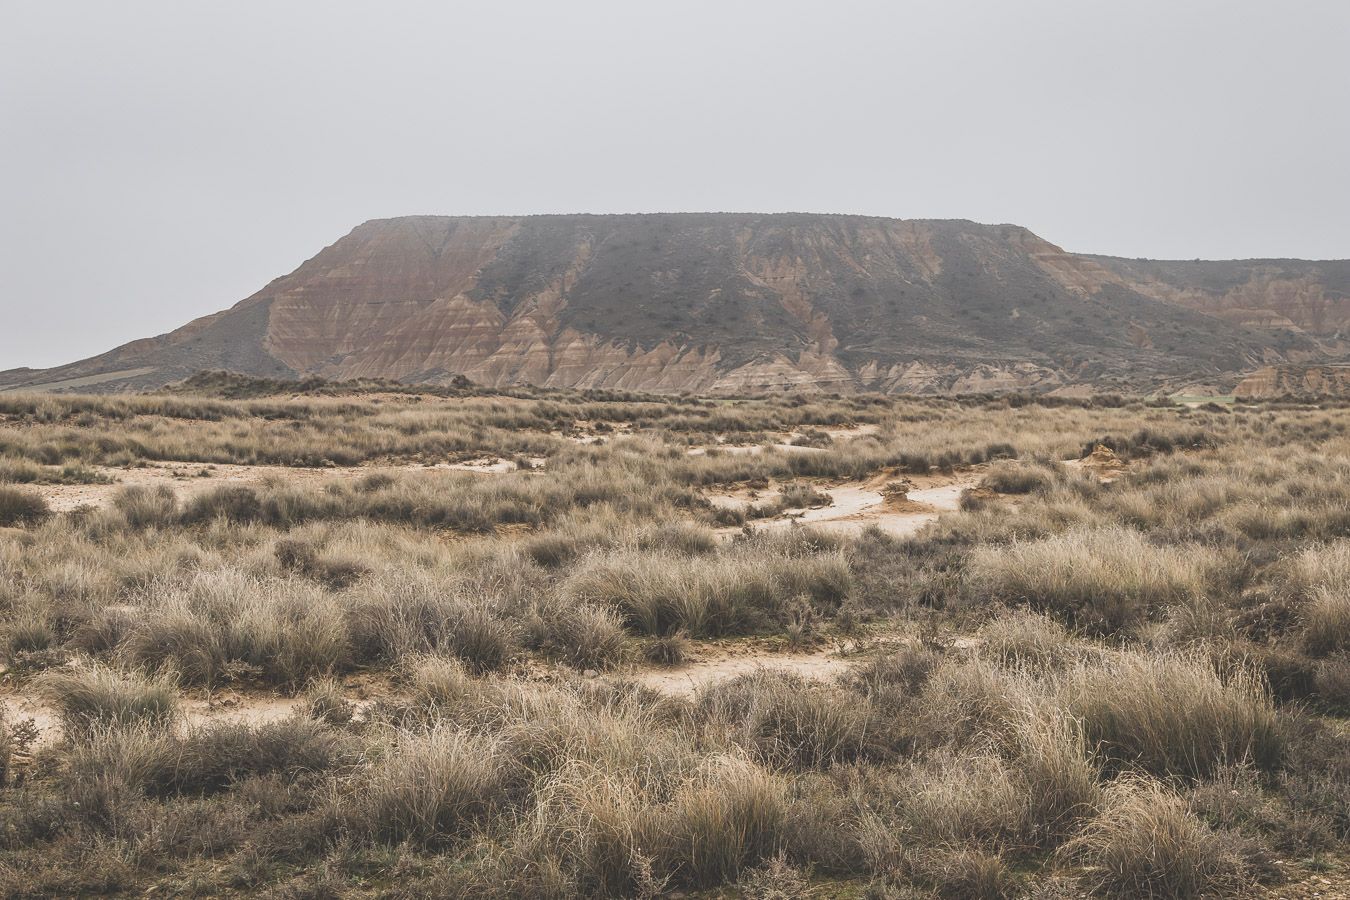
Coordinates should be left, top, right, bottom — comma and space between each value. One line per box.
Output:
5, 213, 1346, 395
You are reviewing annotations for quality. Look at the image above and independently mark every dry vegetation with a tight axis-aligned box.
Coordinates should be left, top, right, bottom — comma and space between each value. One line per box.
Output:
0, 379, 1347, 897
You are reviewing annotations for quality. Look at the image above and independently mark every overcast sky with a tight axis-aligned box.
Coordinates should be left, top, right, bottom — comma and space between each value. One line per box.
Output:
2, 1, 1347, 370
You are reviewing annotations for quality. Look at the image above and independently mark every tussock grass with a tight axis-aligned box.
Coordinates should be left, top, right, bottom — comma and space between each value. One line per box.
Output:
346, 728, 514, 847
977, 609, 1077, 671
1064, 779, 1252, 898
348, 570, 518, 673
1058, 651, 1283, 779
0, 485, 50, 526
36, 664, 179, 736
124, 570, 351, 687
564, 547, 850, 637
697, 671, 879, 769
659, 756, 788, 887
966, 526, 1226, 634
1301, 588, 1350, 657
532, 601, 628, 670
111, 485, 178, 529
980, 459, 1057, 495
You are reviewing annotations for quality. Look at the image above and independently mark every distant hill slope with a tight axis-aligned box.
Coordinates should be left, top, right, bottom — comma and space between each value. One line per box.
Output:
4, 213, 1346, 395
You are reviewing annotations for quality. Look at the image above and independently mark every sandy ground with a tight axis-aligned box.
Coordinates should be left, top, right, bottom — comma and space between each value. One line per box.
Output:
0, 687, 305, 750
34, 457, 523, 512
685, 421, 879, 457
686, 441, 828, 458
712, 470, 980, 538
625, 646, 854, 697
0, 676, 392, 752
621, 629, 982, 698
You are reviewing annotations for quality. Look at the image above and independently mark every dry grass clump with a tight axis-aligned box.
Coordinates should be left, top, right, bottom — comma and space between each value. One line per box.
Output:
564, 547, 850, 637
965, 526, 1225, 634
0, 455, 46, 483
1013, 711, 1104, 847
914, 847, 1018, 900
272, 537, 369, 589
0, 485, 50, 526
0, 456, 107, 485
36, 664, 179, 736
304, 676, 354, 726
345, 728, 515, 847
532, 601, 629, 670
348, 570, 519, 674
1299, 587, 1350, 658
1280, 541, 1350, 656
737, 851, 811, 900
124, 570, 351, 687
643, 631, 690, 667
977, 609, 1078, 671
895, 751, 1029, 848
697, 671, 879, 770
1064, 779, 1252, 898
874, 708, 1099, 855
980, 459, 1057, 495
660, 757, 789, 888
111, 484, 178, 529
1058, 651, 1283, 779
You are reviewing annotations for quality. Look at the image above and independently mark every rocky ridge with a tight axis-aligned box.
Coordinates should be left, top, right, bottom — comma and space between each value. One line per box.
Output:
4, 213, 1346, 395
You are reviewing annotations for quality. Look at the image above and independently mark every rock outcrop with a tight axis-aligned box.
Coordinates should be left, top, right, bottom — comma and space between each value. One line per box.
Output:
1236, 364, 1350, 399
4, 213, 1346, 395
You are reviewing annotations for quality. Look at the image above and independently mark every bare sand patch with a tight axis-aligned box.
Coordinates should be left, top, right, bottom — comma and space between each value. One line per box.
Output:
820, 422, 880, 440
719, 470, 981, 537
686, 422, 877, 457
35, 456, 524, 512
0, 681, 384, 751
624, 646, 853, 697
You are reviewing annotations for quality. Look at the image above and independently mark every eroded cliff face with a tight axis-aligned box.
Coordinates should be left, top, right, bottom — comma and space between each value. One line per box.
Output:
1091, 257, 1350, 337
1236, 364, 1350, 399
4, 213, 1345, 396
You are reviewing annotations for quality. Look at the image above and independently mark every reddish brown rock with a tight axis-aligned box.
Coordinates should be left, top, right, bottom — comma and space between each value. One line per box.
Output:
5, 213, 1346, 396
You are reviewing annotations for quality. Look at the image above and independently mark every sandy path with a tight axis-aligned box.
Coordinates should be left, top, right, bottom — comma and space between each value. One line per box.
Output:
0, 689, 308, 750
35, 457, 520, 512
820, 423, 880, 440
686, 442, 827, 458
723, 472, 979, 537
625, 647, 854, 697
686, 421, 878, 457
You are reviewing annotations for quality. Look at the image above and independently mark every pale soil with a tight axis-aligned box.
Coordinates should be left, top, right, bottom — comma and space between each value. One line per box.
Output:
686, 421, 879, 457
34, 457, 524, 512
705, 487, 783, 510
0, 675, 389, 750
713, 469, 981, 538
625, 646, 854, 698
0, 687, 305, 750
620, 631, 981, 698
686, 441, 827, 458
0, 366, 160, 393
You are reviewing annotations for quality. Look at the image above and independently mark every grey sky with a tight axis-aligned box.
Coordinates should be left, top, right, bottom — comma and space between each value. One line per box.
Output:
2, 1, 1347, 370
